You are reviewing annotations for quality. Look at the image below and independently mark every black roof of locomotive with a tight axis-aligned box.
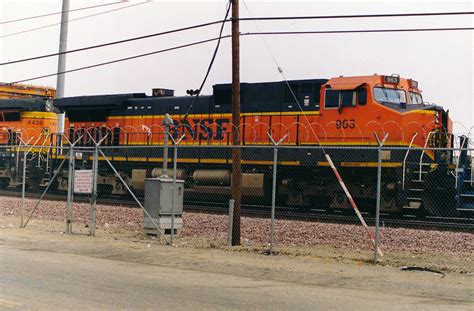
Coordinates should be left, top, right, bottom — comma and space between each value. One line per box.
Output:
0, 98, 49, 111
54, 93, 146, 110
53, 79, 329, 114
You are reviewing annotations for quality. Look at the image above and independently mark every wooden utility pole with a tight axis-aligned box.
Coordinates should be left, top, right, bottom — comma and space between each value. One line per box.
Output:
231, 0, 241, 246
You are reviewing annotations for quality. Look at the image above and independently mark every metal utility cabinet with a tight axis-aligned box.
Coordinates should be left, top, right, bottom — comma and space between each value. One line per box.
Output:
144, 177, 184, 235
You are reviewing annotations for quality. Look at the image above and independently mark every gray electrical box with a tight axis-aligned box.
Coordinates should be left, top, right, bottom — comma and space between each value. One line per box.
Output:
144, 177, 184, 232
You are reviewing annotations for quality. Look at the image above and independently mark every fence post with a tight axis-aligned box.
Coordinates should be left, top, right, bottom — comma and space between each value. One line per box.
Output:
373, 133, 388, 263
269, 144, 278, 255
171, 142, 178, 244
373, 146, 382, 263
227, 199, 235, 246
162, 113, 173, 177
65, 145, 75, 234
267, 132, 288, 255
169, 133, 185, 245
20, 148, 27, 228
84, 132, 108, 237
89, 144, 99, 236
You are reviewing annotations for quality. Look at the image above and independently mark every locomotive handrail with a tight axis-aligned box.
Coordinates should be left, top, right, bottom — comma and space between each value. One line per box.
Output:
15, 136, 34, 181
34, 132, 53, 167
454, 131, 473, 189
418, 131, 437, 181
402, 133, 418, 190
454, 138, 462, 190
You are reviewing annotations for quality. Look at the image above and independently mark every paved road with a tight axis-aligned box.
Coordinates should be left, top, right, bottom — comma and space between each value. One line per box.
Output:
1, 228, 473, 310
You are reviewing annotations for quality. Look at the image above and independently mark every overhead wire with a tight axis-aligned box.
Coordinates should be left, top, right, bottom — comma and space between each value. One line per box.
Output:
240, 0, 326, 145
242, 27, 474, 36
3, 10, 471, 26
238, 11, 474, 21
7, 24, 474, 84
0, 19, 227, 66
0, 1, 151, 39
1, 11, 473, 65
9, 35, 231, 84
245, 3, 474, 151
183, 0, 232, 121
0, 1, 126, 25
241, 1, 385, 254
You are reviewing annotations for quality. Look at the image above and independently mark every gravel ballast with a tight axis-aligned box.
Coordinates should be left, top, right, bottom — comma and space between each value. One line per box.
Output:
1, 196, 472, 270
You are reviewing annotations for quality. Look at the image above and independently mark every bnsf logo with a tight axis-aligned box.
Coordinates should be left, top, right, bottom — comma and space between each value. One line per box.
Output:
170, 118, 230, 141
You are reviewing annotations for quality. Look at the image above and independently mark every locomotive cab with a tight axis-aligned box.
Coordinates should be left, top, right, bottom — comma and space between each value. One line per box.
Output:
321, 75, 452, 153
0, 98, 57, 145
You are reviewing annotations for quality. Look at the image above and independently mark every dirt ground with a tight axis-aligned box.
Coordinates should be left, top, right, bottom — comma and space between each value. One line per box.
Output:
1, 214, 473, 273
1, 216, 473, 310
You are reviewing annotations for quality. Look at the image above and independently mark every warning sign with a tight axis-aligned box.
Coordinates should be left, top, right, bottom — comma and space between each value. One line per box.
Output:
74, 170, 93, 194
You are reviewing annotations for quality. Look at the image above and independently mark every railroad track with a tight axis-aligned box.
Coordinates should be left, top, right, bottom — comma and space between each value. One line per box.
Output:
1, 189, 472, 232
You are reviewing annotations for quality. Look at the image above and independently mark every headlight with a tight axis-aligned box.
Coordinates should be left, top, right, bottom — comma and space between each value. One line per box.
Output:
45, 100, 53, 112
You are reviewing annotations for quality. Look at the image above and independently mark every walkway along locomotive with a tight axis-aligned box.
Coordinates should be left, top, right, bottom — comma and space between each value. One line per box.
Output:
1, 74, 472, 217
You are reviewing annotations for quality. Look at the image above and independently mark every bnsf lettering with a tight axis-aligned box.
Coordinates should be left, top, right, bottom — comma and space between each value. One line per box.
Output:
171, 118, 230, 141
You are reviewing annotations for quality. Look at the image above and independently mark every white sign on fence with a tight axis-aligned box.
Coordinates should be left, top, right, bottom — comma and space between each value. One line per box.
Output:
74, 169, 93, 194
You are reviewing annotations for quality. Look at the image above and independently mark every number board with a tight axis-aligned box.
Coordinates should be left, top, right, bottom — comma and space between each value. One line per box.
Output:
408, 79, 418, 89
74, 170, 93, 194
383, 76, 400, 84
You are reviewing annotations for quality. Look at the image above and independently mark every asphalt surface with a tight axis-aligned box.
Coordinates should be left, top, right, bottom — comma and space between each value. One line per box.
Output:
1, 227, 473, 310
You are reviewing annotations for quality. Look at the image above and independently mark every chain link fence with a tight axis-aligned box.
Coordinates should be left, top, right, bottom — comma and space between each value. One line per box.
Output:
0, 133, 472, 272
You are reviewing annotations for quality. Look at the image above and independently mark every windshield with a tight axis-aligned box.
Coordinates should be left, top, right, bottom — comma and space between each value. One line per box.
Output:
409, 92, 423, 105
374, 87, 406, 104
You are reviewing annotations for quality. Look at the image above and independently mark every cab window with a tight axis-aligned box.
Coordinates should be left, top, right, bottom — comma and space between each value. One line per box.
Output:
325, 90, 339, 108
374, 87, 406, 104
3, 112, 20, 121
324, 90, 356, 108
409, 92, 423, 105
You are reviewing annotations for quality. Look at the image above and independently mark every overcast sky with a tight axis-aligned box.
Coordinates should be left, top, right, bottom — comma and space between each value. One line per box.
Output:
1, 0, 473, 132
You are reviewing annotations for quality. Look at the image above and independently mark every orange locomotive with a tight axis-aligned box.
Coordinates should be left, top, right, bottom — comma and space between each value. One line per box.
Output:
0, 82, 56, 99
0, 85, 58, 188
59, 74, 449, 149
51, 74, 469, 217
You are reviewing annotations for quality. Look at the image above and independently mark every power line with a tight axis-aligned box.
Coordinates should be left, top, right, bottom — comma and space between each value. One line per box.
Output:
0, 1, 126, 25
184, 0, 231, 120
9, 35, 231, 84
0, 1, 150, 39
241, 0, 324, 151
3, 9, 470, 27
241, 27, 474, 36
7, 26, 473, 84
2, 11, 473, 65
0, 20, 225, 66
238, 11, 474, 21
